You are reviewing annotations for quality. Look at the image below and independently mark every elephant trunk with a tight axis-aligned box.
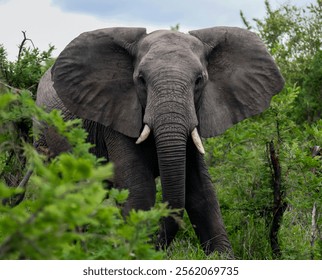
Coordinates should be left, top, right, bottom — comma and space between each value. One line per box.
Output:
137, 78, 201, 247
153, 113, 188, 247
154, 113, 187, 206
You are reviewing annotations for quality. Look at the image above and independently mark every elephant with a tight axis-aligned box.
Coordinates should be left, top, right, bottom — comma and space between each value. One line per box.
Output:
35, 27, 284, 256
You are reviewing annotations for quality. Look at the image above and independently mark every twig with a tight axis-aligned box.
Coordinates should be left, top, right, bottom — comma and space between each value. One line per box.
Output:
1, 169, 33, 207
10, 169, 33, 206
310, 202, 317, 259
18, 169, 33, 189
310, 146, 320, 259
0, 80, 22, 93
18, 31, 35, 62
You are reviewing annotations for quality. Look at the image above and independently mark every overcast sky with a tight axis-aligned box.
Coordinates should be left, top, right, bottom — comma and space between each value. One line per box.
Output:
0, 0, 316, 60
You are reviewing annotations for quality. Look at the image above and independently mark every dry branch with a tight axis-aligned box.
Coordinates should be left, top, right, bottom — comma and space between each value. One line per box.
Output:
267, 140, 287, 259
17, 31, 35, 61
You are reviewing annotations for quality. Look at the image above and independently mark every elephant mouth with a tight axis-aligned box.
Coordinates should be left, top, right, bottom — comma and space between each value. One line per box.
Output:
136, 124, 205, 154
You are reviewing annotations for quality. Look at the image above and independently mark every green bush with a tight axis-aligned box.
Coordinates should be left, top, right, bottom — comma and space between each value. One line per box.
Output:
0, 34, 54, 96
0, 38, 54, 186
0, 91, 170, 260
205, 85, 322, 259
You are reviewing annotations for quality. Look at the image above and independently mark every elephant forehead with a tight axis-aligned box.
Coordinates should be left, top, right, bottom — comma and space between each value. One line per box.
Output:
139, 30, 204, 57
139, 49, 204, 77
136, 32, 205, 73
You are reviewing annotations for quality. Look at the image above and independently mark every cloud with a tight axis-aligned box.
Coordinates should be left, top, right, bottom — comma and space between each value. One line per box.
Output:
51, 0, 195, 23
50, 0, 317, 29
0, 0, 316, 61
0, 0, 160, 60
51, 0, 261, 28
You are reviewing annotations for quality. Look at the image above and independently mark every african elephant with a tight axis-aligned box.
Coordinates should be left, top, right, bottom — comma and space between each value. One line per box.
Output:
36, 27, 284, 256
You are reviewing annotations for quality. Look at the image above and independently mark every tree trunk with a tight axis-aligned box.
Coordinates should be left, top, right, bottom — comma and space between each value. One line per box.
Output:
267, 140, 287, 259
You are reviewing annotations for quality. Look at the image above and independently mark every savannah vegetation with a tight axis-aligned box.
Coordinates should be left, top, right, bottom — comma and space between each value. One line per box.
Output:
0, 0, 321, 259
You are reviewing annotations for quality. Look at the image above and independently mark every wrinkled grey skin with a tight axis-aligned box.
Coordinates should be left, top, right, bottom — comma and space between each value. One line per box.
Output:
36, 27, 284, 256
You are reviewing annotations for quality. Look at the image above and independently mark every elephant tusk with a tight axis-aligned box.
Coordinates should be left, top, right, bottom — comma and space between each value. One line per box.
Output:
191, 128, 205, 155
136, 124, 151, 144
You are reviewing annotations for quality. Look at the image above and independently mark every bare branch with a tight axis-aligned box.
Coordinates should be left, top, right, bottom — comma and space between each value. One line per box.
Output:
310, 202, 317, 259
0, 80, 22, 93
267, 140, 287, 259
17, 31, 35, 61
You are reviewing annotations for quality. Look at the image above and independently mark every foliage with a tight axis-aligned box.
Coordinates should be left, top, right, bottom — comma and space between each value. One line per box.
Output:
299, 50, 322, 122
205, 85, 322, 259
0, 32, 55, 96
0, 91, 170, 259
241, 0, 322, 123
200, 0, 322, 259
0, 33, 54, 187
170, 23, 180, 31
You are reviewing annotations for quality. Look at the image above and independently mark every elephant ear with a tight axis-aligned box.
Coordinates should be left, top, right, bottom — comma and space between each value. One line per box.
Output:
52, 27, 147, 138
189, 27, 284, 138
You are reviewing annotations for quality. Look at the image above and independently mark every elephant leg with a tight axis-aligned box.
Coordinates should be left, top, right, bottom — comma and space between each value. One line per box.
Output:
185, 140, 233, 257
104, 128, 157, 213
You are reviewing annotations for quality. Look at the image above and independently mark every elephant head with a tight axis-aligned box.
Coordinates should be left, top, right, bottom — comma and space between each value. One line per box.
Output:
51, 27, 284, 234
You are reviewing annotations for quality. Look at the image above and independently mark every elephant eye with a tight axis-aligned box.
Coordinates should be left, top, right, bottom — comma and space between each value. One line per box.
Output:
138, 74, 146, 87
195, 75, 203, 86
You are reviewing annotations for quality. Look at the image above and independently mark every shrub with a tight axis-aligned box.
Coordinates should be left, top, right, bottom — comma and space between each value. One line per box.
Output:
0, 91, 169, 260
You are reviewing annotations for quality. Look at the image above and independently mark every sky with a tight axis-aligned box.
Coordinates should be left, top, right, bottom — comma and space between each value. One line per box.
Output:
0, 0, 316, 61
